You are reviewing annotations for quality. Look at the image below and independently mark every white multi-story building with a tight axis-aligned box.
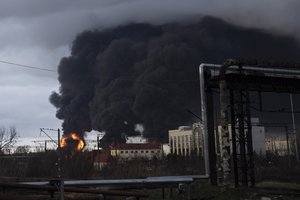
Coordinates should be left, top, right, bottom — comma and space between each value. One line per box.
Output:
168, 123, 204, 157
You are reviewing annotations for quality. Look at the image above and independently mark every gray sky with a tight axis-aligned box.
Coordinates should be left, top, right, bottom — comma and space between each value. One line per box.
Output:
0, 0, 299, 140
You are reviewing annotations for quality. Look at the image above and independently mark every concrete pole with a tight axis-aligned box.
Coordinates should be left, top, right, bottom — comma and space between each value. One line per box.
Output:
58, 129, 64, 200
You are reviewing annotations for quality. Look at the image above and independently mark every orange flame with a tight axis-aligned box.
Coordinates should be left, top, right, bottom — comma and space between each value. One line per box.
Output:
60, 133, 85, 151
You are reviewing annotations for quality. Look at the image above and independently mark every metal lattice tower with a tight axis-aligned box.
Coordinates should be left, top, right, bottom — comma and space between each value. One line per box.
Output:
230, 89, 254, 186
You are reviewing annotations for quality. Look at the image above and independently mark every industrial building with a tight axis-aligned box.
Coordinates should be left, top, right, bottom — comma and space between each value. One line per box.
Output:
109, 142, 162, 160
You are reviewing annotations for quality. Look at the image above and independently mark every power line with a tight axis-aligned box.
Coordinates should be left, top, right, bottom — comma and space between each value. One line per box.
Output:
0, 59, 199, 82
0, 59, 56, 73
250, 105, 300, 113
99, 76, 198, 82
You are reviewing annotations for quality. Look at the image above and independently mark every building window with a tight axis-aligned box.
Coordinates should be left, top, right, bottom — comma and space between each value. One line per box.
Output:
125, 151, 128, 153
120, 150, 123, 154
131, 151, 133, 153
141, 151, 144, 153
146, 150, 149, 153
135, 150, 138, 153
151, 150, 154, 153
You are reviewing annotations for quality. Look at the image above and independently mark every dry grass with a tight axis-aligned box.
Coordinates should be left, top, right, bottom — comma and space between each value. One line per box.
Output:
256, 181, 300, 190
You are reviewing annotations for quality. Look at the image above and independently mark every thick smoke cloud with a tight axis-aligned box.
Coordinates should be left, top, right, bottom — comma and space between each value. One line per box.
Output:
50, 16, 300, 143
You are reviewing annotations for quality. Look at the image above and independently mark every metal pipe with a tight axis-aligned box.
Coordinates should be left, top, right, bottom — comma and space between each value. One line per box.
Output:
199, 63, 220, 177
0, 182, 148, 198
240, 66, 300, 75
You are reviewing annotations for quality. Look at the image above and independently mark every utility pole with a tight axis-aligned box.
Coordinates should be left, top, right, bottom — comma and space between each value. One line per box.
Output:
40, 128, 64, 200
57, 128, 64, 200
290, 94, 299, 163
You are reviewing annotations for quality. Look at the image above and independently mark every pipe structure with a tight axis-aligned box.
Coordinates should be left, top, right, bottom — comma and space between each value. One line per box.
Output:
0, 182, 149, 198
199, 60, 300, 184
199, 63, 221, 177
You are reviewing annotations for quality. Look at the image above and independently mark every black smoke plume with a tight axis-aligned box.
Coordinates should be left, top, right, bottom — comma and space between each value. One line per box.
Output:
50, 16, 300, 144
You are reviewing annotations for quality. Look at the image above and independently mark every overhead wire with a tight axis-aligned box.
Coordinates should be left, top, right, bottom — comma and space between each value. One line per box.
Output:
250, 105, 300, 113
0, 59, 199, 82
0, 59, 56, 73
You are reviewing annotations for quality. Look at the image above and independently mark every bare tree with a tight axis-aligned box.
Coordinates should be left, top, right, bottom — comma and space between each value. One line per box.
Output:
0, 126, 18, 154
